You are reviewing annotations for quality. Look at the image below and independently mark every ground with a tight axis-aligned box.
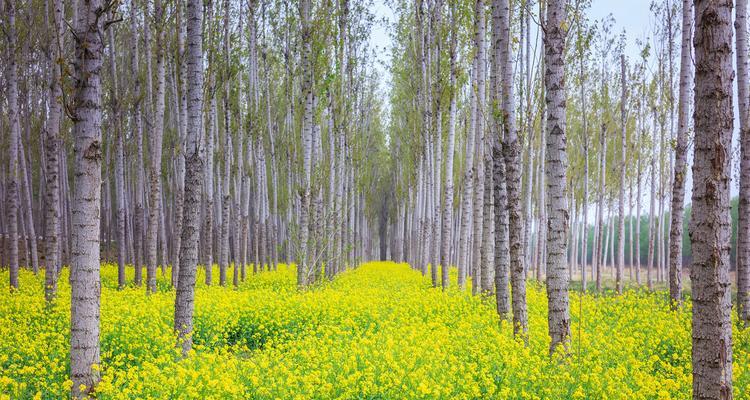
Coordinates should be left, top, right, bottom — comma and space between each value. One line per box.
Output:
0, 262, 748, 399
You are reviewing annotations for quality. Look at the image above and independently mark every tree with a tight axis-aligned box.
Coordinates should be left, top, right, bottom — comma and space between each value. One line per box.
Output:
440, 1, 458, 289
669, 0, 692, 308
69, 0, 107, 394
297, 0, 314, 287
499, 0, 527, 337
491, 0, 510, 315
690, 0, 734, 397
146, 0, 167, 294
44, 0, 65, 302
4, 0, 20, 291
130, 0, 146, 287
617, 54, 626, 295
472, 0, 487, 295
108, 6, 126, 290
544, 0, 570, 355
174, 0, 206, 355
737, 0, 750, 327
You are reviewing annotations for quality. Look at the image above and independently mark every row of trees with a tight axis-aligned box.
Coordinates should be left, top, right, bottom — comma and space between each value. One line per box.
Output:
386, 0, 740, 398
1, 0, 392, 396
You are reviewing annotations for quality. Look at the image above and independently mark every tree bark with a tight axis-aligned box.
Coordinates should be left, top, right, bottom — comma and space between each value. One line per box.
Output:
5, 0, 21, 290
297, 0, 314, 287
130, 0, 145, 287
472, 0, 487, 295
737, 0, 750, 327
146, 0, 167, 294
617, 55, 626, 294
440, 3, 457, 289
44, 0, 65, 302
544, 0, 570, 355
70, 0, 106, 394
690, 0, 734, 397
669, 0, 693, 308
108, 10, 126, 289
174, 0, 205, 356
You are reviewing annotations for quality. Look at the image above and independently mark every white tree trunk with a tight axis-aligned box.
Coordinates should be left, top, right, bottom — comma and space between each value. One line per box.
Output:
668, 0, 693, 307
736, 0, 750, 326
5, 0, 20, 290
70, 0, 105, 394
297, 0, 314, 287
108, 14, 126, 289
174, 0, 205, 356
472, 0, 487, 295
617, 55, 627, 294
440, 6, 457, 288
44, 0, 65, 301
544, 0, 570, 355
146, 0, 167, 294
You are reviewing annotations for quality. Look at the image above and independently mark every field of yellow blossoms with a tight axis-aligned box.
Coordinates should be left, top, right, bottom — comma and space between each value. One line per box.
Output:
1, 261, 749, 399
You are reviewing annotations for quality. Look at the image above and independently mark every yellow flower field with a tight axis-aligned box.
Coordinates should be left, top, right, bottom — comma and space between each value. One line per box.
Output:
0, 261, 748, 399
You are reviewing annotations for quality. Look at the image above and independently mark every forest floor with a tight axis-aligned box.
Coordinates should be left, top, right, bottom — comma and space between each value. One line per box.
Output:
0, 262, 749, 399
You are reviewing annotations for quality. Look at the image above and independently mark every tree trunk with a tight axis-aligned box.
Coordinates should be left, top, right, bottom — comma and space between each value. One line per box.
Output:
130, 0, 145, 287
458, 61, 477, 289
172, 0, 188, 289
18, 138, 39, 275
595, 122, 607, 292
440, 4, 457, 288
690, 0, 734, 397
146, 0, 167, 294
498, 0, 527, 336
204, 97, 216, 284
668, 0, 693, 308
737, 0, 750, 327
108, 12, 126, 289
174, 0, 205, 356
617, 55, 626, 294
44, 0, 65, 302
544, 0, 570, 355
472, 0, 487, 296
298, 0, 314, 287
648, 106, 658, 291
219, 0, 232, 287
70, 0, 105, 394
5, 0, 20, 290
579, 47, 589, 293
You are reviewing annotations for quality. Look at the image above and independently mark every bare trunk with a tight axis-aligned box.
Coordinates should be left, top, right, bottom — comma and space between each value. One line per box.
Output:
458, 61, 477, 289
648, 106, 658, 291
131, 0, 145, 287
737, 0, 750, 326
690, 0, 734, 397
297, 0, 314, 287
595, 122, 607, 292
219, 0, 232, 287
472, 0, 487, 295
440, 5, 457, 288
18, 139, 39, 274
668, 0, 693, 308
108, 13, 126, 289
544, 0, 570, 355
146, 0, 167, 294
44, 0, 65, 302
70, 0, 105, 394
617, 55, 626, 294
5, 1, 20, 290
174, 0, 205, 356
